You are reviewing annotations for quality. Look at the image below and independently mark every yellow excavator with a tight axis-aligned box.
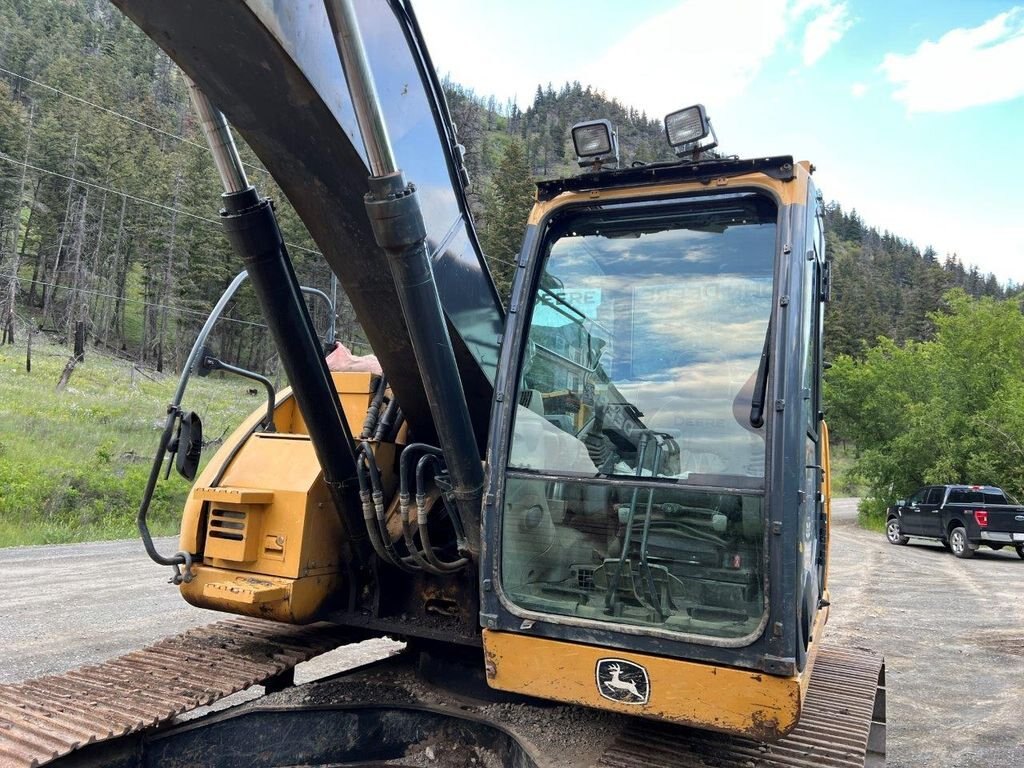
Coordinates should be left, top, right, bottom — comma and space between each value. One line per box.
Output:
0, 2, 884, 767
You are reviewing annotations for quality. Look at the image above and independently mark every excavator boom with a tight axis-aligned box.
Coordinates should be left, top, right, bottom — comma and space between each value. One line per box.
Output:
110, 0, 504, 448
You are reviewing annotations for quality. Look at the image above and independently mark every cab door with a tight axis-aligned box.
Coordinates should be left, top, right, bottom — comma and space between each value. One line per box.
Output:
901, 487, 929, 534
917, 486, 945, 537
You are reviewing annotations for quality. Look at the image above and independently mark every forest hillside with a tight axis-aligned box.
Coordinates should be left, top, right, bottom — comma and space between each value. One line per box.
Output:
1, 0, 1021, 539
0, 0, 1007, 374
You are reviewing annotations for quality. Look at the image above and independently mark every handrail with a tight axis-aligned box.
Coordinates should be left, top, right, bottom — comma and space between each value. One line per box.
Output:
137, 270, 336, 582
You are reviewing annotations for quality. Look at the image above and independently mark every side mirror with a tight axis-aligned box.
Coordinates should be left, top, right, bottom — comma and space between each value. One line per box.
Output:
896, 499, 907, 507
174, 411, 203, 481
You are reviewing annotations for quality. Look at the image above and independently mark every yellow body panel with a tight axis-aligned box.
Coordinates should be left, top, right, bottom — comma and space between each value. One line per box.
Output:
178, 372, 384, 622
181, 565, 342, 622
483, 598, 829, 741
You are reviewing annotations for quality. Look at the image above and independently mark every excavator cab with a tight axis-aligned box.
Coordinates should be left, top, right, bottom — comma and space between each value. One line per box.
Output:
480, 153, 832, 733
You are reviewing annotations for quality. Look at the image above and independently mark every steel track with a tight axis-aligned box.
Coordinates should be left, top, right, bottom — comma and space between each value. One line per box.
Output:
599, 645, 886, 768
0, 618, 356, 768
0, 618, 884, 768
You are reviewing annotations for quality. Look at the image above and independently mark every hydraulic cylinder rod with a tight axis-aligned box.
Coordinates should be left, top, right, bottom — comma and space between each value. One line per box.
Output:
187, 81, 368, 571
324, 0, 483, 556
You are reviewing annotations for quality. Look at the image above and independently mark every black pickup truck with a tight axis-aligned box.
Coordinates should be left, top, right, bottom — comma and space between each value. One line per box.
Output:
886, 484, 1024, 559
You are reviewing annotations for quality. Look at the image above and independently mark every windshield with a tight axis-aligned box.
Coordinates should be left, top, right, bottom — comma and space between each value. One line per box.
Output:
502, 192, 777, 640
510, 193, 776, 485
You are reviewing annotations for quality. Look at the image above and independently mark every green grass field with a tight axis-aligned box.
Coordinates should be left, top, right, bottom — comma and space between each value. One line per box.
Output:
0, 336, 259, 547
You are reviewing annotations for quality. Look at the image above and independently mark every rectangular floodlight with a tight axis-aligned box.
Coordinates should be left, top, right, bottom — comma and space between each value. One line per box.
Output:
572, 119, 614, 158
665, 105, 710, 148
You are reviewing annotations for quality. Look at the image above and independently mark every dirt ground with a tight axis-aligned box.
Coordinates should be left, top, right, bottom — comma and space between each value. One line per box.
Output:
2, 502, 1022, 765
827, 498, 1024, 767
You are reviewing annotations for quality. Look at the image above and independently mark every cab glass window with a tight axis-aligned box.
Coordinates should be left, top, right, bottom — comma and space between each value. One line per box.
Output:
948, 490, 983, 504
502, 192, 777, 640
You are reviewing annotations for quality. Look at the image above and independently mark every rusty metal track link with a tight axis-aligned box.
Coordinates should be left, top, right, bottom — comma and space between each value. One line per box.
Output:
0, 618, 355, 768
598, 645, 885, 768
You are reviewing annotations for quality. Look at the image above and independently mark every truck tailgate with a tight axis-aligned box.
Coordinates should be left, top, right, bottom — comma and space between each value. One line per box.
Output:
984, 505, 1024, 535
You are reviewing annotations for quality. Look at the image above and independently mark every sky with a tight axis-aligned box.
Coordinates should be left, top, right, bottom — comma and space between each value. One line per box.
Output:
415, 0, 1024, 285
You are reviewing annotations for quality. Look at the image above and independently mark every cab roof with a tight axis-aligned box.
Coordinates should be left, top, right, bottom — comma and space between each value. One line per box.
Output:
535, 155, 795, 202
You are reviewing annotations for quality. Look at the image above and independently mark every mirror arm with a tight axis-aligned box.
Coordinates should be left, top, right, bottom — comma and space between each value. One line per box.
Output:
136, 405, 194, 583
202, 356, 277, 432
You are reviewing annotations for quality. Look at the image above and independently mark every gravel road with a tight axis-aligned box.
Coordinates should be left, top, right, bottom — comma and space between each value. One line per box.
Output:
2, 503, 1022, 766
0, 537, 215, 683
827, 498, 1024, 768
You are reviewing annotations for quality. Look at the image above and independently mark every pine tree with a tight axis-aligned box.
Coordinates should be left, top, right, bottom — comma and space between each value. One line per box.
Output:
480, 138, 534, 304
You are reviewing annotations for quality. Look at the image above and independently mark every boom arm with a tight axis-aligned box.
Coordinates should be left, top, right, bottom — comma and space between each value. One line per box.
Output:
111, 0, 504, 449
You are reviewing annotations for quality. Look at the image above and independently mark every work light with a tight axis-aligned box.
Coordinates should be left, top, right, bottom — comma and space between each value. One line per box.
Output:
664, 104, 717, 156
571, 119, 618, 169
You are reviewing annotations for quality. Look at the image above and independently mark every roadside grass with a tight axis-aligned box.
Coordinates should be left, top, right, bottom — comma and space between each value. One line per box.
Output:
829, 442, 864, 497
856, 498, 887, 532
828, 441, 886, 530
0, 336, 259, 547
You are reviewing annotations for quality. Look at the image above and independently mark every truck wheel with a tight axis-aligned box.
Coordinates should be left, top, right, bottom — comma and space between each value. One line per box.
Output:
949, 526, 973, 559
1016, 545, 1024, 560
886, 518, 908, 545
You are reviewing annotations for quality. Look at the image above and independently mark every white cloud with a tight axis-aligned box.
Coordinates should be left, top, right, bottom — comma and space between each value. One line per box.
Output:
789, 0, 830, 19
880, 7, 1024, 113
851, 82, 868, 98
578, 0, 790, 117
418, 1, 853, 119
801, 2, 852, 65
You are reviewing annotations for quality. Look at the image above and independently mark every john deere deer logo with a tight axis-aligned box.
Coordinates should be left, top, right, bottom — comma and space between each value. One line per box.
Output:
596, 659, 650, 705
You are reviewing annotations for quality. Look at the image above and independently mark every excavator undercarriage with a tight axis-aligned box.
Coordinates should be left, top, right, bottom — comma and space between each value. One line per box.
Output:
0, 618, 884, 768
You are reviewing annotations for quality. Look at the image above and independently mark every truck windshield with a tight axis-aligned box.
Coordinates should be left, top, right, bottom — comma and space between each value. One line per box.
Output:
502, 192, 777, 640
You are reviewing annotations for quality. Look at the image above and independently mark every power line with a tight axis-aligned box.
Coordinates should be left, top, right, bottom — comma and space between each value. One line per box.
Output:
0, 271, 269, 330
0, 66, 507, 277
0, 64, 269, 177
0, 151, 323, 257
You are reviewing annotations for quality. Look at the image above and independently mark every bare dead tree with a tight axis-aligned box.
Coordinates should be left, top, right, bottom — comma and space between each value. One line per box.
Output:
96, 194, 127, 351
41, 134, 79, 326
154, 166, 182, 372
0, 102, 33, 344
63, 188, 89, 341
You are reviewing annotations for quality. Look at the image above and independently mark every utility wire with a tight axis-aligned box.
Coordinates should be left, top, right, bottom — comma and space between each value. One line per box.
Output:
0, 66, 510, 276
0, 151, 323, 257
0, 271, 269, 330
0, 64, 269, 177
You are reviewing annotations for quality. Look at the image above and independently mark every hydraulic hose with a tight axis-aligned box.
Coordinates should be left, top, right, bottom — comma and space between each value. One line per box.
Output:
374, 396, 400, 442
415, 453, 469, 573
361, 375, 387, 440
356, 444, 417, 572
398, 444, 467, 574
362, 441, 419, 572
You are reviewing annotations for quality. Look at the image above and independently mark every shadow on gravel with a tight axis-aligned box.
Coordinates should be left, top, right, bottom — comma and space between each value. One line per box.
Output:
895, 539, 1021, 561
